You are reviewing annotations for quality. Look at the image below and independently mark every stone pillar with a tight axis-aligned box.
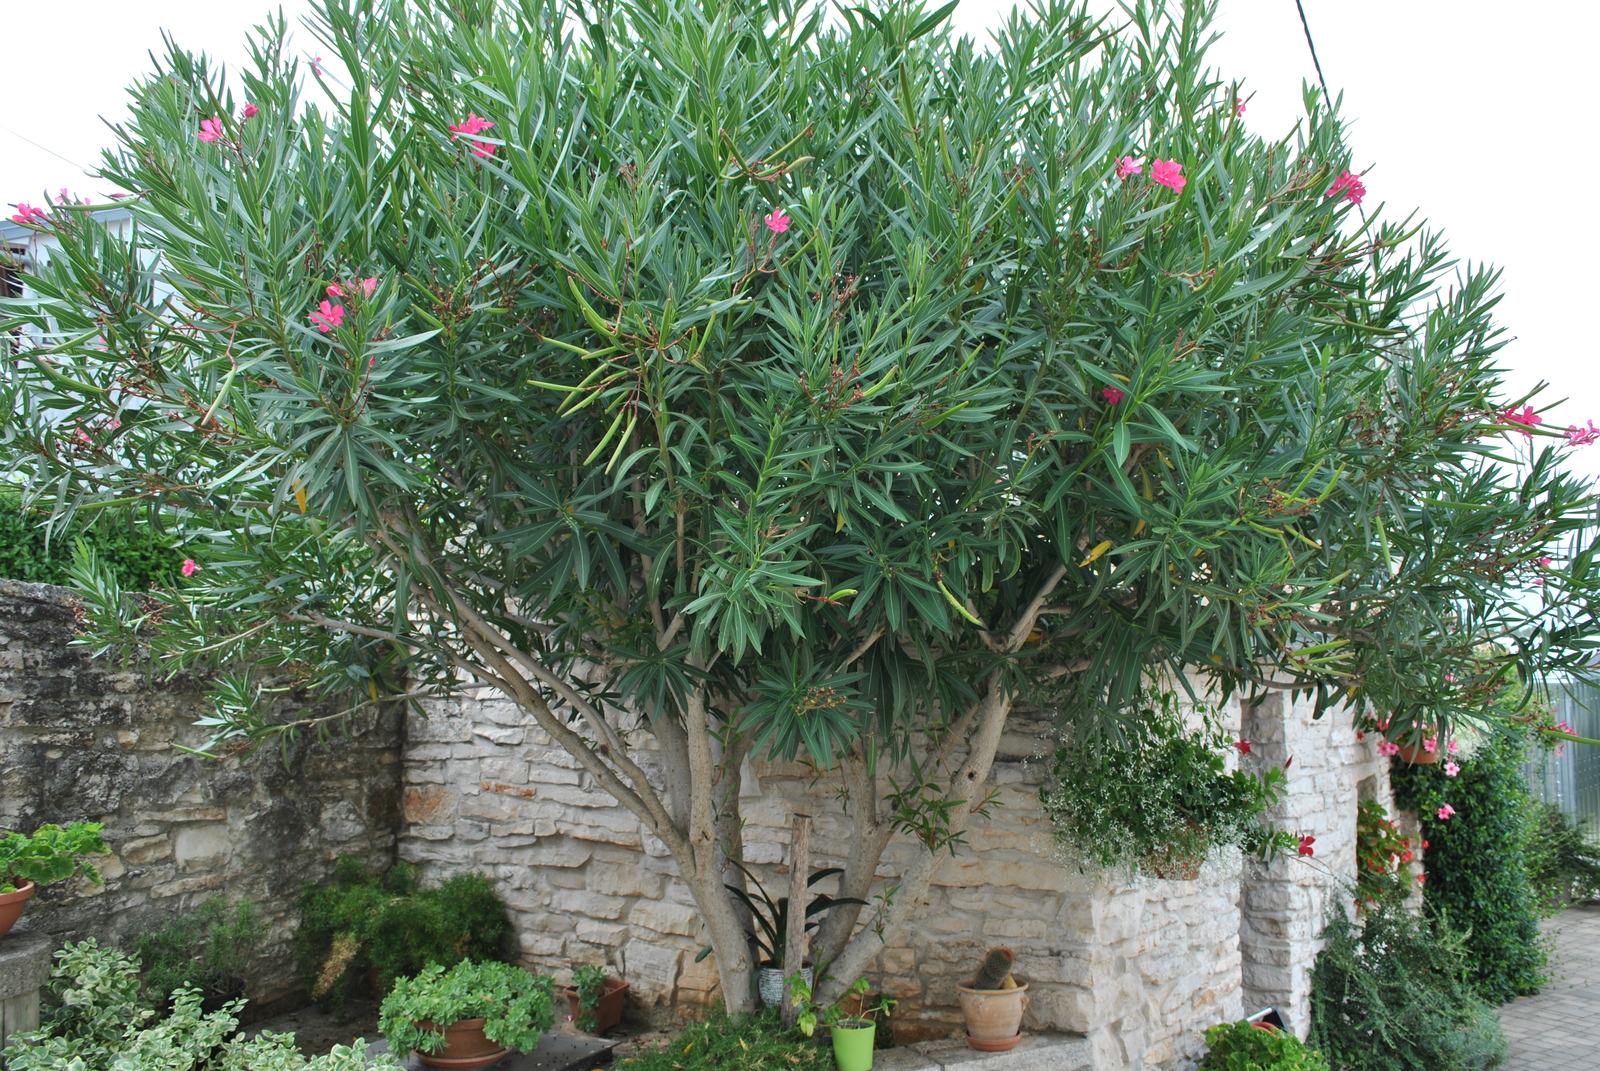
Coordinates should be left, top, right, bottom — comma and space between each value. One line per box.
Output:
0, 933, 53, 1065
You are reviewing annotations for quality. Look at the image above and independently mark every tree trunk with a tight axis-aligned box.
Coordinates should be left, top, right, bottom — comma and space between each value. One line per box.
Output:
780, 812, 812, 1026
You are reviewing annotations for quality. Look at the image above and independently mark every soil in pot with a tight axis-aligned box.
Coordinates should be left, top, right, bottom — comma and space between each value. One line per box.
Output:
830, 1021, 876, 1071
956, 982, 1028, 1051
413, 1018, 509, 1071
564, 977, 630, 1033
0, 880, 36, 942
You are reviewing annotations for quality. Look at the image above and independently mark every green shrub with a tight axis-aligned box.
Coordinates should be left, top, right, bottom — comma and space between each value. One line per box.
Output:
1200, 1020, 1330, 1071
1391, 729, 1546, 1002
0, 939, 399, 1071
615, 1012, 831, 1071
0, 494, 187, 590
135, 896, 264, 1004
378, 960, 554, 1057
0, 821, 109, 892
1523, 802, 1600, 911
1353, 799, 1418, 907
298, 858, 511, 1011
1308, 903, 1507, 1071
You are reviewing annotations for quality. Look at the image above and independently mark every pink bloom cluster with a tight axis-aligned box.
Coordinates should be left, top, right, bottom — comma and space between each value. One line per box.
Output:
764, 209, 791, 234
1376, 740, 1400, 757
1567, 421, 1600, 445
449, 114, 497, 158
309, 301, 345, 333
328, 277, 378, 300
1326, 170, 1366, 204
1501, 405, 1542, 434
181, 559, 199, 577
1115, 156, 1143, 179
1444, 761, 1460, 777
1422, 737, 1438, 754
243, 103, 260, 120
1150, 159, 1185, 193
196, 117, 225, 143
1437, 804, 1456, 820
1234, 101, 1246, 117
9, 203, 46, 225
1102, 386, 1125, 405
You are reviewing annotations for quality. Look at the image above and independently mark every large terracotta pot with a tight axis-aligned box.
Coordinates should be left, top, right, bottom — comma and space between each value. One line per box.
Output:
0, 880, 36, 942
563, 977, 630, 1033
413, 1018, 509, 1070
957, 982, 1028, 1051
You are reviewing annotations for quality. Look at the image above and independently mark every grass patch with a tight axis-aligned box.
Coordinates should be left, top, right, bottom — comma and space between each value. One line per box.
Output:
617, 1012, 830, 1071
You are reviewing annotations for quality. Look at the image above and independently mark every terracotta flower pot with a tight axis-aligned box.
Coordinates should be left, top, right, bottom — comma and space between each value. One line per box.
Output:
413, 1018, 509, 1070
0, 880, 36, 942
563, 977, 630, 1033
957, 981, 1028, 1050
1394, 742, 1441, 765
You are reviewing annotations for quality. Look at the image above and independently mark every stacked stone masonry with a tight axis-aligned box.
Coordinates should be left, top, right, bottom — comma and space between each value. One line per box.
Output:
400, 683, 1393, 1069
0, 580, 403, 1003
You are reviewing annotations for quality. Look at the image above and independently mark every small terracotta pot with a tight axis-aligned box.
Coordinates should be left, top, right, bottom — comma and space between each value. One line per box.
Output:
563, 977, 630, 1033
957, 981, 1028, 1050
0, 880, 37, 942
1393, 742, 1441, 765
413, 1018, 509, 1070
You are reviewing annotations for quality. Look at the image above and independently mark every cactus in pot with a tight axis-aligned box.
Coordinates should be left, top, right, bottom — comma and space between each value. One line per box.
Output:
957, 947, 1028, 1052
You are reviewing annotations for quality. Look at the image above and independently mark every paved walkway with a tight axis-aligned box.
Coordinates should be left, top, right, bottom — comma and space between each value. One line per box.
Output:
1497, 903, 1600, 1070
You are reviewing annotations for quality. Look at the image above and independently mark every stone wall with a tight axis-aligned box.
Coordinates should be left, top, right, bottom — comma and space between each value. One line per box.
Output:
0, 579, 403, 1004
399, 686, 1262, 1070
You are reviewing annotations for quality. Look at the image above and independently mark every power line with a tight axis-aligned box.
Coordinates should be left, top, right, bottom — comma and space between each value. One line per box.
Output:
1293, 0, 1334, 107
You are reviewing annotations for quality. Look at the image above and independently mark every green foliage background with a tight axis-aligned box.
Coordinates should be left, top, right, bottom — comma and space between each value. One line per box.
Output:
1308, 904, 1507, 1071
134, 896, 264, 1004
615, 1013, 831, 1071
0, 495, 186, 591
1200, 1020, 1330, 1071
1391, 732, 1546, 1004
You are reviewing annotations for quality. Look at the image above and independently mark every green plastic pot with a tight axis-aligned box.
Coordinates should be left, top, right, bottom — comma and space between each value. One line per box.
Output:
831, 1021, 876, 1071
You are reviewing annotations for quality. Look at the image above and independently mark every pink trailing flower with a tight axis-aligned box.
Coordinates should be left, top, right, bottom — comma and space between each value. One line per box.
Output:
449, 113, 495, 139
1500, 405, 1542, 434
1297, 835, 1315, 857
1437, 804, 1456, 820
243, 103, 260, 119
1326, 170, 1366, 204
9, 203, 46, 225
309, 301, 345, 333
1422, 737, 1437, 754
1150, 159, 1186, 193
1102, 386, 1125, 405
1234, 739, 1252, 755
196, 117, 225, 143
1377, 740, 1400, 757
764, 209, 792, 234
1565, 421, 1600, 445
1444, 761, 1460, 777
1447, 740, 1460, 755
181, 559, 199, 577
1115, 156, 1143, 179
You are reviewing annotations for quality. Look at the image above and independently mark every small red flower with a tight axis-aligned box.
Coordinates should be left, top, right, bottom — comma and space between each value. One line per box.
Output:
1325, 170, 1366, 204
243, 103, 260, 119
1297, 835, 1315, 857
1234, 739, 1252, 755
1102, 386, 1125, 405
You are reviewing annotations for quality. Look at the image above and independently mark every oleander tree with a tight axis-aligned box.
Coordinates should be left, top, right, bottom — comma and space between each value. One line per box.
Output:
4, 0, 1599, 1007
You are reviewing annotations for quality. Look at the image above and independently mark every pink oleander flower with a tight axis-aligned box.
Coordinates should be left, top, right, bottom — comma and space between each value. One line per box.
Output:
470, 140, 496, 158
1437, 804, 1456, 820
1326, 170, 1366, 204
1150, 159, 1186, 193
181, 559, 199, 577
1500, 405, 1542, 435
1566, 421, 1600, 446
310, 55, 325, 76
1234, 739, 1252, 755
243, 103, 260, 119
1102, 386, 1125, 405
309, 300, 345, 333
1539, 556, 1554, 568
1444, 761, 1460, 777
1558, 720, 1574, 734
449, 113, 495, 139
1422, 737, 1437, 754
1297, 835, 1315, 857
764, 208, 792, 234
196, 117, 224, 143
1234, 101, 1246, 117
1377, 740, 1400, 757
1115, 156, 1143, 179
328, 277, 378, 300
9, 203, 46, 225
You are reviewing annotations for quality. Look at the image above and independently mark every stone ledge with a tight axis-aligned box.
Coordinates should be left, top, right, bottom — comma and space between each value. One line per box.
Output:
875, 1033, 1092, 1071
0, 932, 54, 1001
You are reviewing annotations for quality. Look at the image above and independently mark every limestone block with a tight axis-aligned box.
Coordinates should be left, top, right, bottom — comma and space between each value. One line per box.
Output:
575, 919, 629, 947
630, 898, 700, 938
552, 889, 627, 920
623, 941, 683, 1002
120, 833, 172, 865
588, 860, 665, 900
172, 823, 232, 872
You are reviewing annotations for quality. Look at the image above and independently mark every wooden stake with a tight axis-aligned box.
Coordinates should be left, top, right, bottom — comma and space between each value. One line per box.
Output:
780, 811, 813, 1027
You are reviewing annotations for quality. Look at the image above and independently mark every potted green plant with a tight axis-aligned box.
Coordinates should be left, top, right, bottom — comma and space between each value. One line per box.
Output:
563, 963, 629, 1033
789, 974, 895, 1071
379, 959, 555, 1070
0, 822, 110, 941
1200, 1019, 1330, 1070
707, 861, 865, 1007
956, 947, 1028, 1052
135, 896, 264, 1011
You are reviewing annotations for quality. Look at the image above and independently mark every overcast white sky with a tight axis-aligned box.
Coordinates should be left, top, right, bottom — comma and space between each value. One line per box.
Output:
5, 0, 1597, 476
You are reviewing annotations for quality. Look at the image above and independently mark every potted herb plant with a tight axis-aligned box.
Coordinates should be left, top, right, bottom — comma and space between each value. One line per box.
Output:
956, 947, 1029, 1052
1200, 1020, 1330, 1070
563, 963, 629, 1033
789, 974, 895, 1071
706, 861, 864, 1007
135, 896, 264, 1011
378, 959, 555, 1070
0, 822, 110, 941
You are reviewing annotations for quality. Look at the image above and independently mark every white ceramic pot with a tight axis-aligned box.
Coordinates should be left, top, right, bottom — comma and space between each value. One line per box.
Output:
758, 964, 812, 1007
